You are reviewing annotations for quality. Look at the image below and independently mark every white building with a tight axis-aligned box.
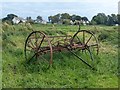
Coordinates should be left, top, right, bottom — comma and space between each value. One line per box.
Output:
12, 17, 20, 24
41, 20, 47, 24
12, 17, 26, 24
35, 19, 47, 24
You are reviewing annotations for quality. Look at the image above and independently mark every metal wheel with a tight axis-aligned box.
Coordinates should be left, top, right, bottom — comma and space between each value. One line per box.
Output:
24, 31, 53, 68
70, 30, 99, 69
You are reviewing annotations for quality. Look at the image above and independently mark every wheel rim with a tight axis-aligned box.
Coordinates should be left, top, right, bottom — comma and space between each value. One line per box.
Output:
24, 31, 53, 67
71, 30, 99, 62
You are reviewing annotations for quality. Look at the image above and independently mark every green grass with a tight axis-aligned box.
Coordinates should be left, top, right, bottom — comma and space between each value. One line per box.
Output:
2, 24, 118, 88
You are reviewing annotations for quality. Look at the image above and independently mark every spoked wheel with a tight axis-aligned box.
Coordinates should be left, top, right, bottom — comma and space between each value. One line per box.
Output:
24, 31, 53, 68
70, 30, 99, 69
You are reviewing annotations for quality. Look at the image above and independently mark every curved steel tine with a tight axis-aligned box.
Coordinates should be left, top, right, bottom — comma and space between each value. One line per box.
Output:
83, 31, 85, 44
87, 48, 94, 61
82, 49, 84, 53
84, 49, 87, 55
88, 44, 99, 55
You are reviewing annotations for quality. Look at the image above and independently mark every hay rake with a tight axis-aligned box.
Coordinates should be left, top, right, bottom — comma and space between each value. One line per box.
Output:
24, 25, 99, 70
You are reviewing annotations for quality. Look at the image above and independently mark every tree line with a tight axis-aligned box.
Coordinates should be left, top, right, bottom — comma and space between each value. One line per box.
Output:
2, 13, 120, 26
48, 13, 89, 25
91, 13, 119, 26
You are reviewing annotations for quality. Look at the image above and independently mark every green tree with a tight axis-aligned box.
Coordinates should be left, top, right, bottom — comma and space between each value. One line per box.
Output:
82, 17, 89, 21
7, 14, 18, 20
111, 14, 118, 24
62, 19, 71, 25
106, 15, 113, 25
48, 13, 89, 25
75, 15, 81, 21
36, 16, 43, 22
48, 14, 60, 24
71, 14, 76, 22
26, 17, 34, 24
2, 14, 18, 24
91, 15, 97, 25
91, 13, 107, 25
48, 16, 52, 22
61, 13, 71, 19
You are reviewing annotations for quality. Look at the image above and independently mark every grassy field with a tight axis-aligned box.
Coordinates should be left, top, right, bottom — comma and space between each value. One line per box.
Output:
2, 23, 118, 88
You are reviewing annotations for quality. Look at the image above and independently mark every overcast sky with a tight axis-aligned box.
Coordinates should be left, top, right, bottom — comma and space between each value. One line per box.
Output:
1, 0, 119, 21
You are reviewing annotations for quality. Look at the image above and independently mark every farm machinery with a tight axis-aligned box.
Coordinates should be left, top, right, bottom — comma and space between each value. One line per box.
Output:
24, 25, 99, 70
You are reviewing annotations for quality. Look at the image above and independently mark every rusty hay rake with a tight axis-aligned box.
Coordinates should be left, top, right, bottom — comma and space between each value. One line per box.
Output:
24, 25, 99, 70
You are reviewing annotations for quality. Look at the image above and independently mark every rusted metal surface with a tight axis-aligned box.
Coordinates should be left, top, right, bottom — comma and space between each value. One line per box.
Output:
24, 25, 99, 69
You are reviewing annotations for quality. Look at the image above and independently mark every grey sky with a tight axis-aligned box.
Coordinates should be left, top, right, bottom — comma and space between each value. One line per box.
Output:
1, 0, 119, 21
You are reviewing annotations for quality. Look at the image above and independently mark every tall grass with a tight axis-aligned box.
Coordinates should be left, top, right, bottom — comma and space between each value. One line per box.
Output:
2, 24, 118, 88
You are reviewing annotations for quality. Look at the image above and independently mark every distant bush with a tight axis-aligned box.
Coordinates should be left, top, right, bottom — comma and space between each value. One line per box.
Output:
62, 19, 71, 25
2, 20, 13, 25
98, 32, 109, 41
98, 29, 118, 45
113, 26, 118, 30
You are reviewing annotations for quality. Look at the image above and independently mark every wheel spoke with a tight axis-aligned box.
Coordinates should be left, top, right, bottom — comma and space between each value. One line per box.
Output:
83, 31, 85, 44
71, 30, 99, 62
35, 32, 38, 48
28, 52, 37, 62
35, 53, 38, 60
25, 31, 52, 68
68, 49, 94, 69
38, 35, 45, 50
29, 39, 35, 48
85, 35, 93, 45
27, 42, 34, 49
76, 36, 82, 44
50, 37, 55, 43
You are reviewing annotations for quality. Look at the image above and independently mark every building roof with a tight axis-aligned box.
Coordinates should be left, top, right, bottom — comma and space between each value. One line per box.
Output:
13, 17, 26, 21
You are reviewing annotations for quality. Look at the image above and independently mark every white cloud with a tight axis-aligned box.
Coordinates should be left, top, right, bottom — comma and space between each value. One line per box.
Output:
1, 0, 119, 3
1, 1, 118, 20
